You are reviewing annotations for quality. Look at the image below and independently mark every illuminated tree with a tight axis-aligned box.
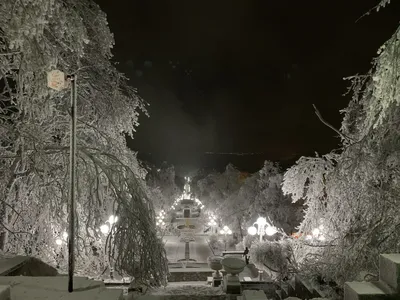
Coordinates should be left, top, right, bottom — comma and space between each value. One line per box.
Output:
195, 162, 301, 239
282, 10, 400, 284
145, 164, 181, 211
0, 0, 167, 284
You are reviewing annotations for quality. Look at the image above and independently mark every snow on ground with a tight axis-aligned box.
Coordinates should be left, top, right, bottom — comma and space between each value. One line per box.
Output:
150, 284, 224, 296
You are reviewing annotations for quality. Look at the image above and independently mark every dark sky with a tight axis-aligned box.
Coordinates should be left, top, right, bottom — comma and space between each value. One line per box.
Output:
95, 0, 400, 172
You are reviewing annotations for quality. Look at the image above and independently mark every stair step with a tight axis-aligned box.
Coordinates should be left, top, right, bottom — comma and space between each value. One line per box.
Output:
380, 253, 400, 292
373, 280, 397, 295
287, 277, 295, 295
295, 274, 321, 298
344, 281, 388, 300
280, 282, 289, 298
312, 284, 329, 298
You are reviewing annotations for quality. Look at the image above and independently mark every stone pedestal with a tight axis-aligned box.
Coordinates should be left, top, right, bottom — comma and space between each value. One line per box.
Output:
212, 276, 222, 287
208, 255, 224, 288
224, 275, 241, 294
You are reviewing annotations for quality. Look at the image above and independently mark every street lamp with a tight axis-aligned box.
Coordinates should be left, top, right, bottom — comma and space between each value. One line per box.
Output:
247, 217, 277, 242
100, 215, 118, 279
306, 224, 326, 241
208, 219, 217, 234
47, 70, 77, 293
220, 226, 232, 251
156, 210, 166, 228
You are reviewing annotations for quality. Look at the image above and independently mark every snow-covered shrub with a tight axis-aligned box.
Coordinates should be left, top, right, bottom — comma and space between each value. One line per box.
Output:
237, 234, 258, 250
249, 239, 296, 280
208, 234, 224, 251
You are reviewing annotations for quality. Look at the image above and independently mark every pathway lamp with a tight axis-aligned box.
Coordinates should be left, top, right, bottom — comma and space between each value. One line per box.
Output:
208, 219, 217, 234
220, 226, 232, 251
99, 215, 119, 279
247, 217, 277, 242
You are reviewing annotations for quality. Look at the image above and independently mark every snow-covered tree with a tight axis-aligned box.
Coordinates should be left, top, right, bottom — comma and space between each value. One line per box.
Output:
145, 164, 181, 211
282, 13, 400, 284
196, 164, 243, 219
195, 162, 302, 239
249, 239, 297, 281
0, 0, 167, 284
248, 161, 303, 234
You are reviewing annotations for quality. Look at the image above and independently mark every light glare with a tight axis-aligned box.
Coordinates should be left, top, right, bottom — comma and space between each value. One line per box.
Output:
248, 226, 257, 236
100, 224, 110, 234
265, 226, 277, 236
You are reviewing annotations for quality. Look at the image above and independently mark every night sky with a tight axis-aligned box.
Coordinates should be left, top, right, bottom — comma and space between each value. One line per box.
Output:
95, 0, 400, 172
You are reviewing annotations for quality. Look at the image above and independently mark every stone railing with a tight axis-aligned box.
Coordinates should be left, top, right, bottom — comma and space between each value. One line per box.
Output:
345, 253, 400, 300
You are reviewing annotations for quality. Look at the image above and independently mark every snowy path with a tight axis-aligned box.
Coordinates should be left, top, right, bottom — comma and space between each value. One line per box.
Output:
163, 235, 212, 263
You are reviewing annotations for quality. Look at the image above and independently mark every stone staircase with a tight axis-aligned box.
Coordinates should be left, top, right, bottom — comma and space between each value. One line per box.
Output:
275, 275, 327, 299
344, 253, 400, 300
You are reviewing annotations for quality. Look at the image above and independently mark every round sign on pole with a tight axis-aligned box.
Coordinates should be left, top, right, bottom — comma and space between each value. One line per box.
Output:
47, 70, 66, 91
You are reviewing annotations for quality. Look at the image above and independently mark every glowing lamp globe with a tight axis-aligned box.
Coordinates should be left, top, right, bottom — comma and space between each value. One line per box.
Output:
108, 215, 118, 225
55, 239, 62, 245
265, 226, 277, 236
100, 224, 110, 234
248, 226, 257, 236
256, 217, 267, 226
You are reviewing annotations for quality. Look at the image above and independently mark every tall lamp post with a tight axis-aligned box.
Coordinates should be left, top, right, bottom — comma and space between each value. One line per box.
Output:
220, 226, 232, 251
247, 217, 277, 242
47, 70, 77, 292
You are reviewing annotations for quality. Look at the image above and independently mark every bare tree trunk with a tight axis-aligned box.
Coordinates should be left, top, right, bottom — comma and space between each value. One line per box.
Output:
0, 157, 20, 251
